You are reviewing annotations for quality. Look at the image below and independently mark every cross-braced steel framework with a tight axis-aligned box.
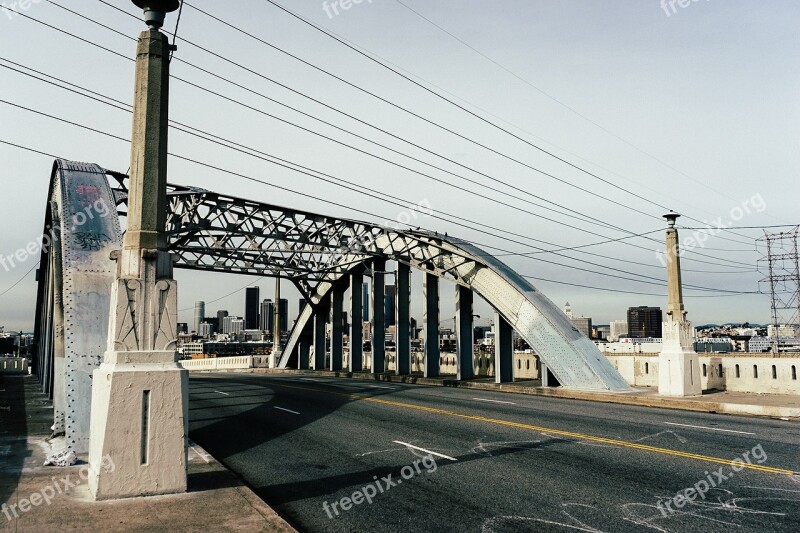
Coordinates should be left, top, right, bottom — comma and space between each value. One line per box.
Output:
758, 228, 800, 340
34, 160, 630, 453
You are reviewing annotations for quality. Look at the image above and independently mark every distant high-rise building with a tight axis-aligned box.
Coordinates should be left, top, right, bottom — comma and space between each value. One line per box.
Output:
609, 320, 628, 341
280, 299, 289, 332
564, 302, 574, 318
222, 315, 243, 335
570, 317, 592, 338
627, 307, 662, 338
199, 322, 213, 337
362, 282, 370, 322
260, 299, 274, 332
217, 310, 229, 326
245, 287, 260, 330
206, 318, 219, 335
177, 323, 188, 335
230, 318, 245, 335
193, 301, 205, 334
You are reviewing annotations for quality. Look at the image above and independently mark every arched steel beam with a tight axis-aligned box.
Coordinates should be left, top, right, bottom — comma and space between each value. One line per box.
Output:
33, 160, 123, 454
35, 162, 630, 454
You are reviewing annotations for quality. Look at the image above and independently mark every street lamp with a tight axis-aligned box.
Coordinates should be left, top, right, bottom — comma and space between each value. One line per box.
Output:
132, 0, 180, 29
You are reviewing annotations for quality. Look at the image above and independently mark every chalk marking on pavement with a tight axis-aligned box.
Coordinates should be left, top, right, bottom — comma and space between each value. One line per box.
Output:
214, 390, 230, 396
472, 397, 516, 405
274, 406, 300, 415
743, 486, 800, 493
263, 381, 796, 476
393, 440, 457, 461
664, 422, 755, 435
636, 430, 688, 444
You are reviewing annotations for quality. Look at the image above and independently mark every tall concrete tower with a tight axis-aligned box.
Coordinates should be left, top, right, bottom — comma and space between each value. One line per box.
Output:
193, 301, 205, 334
88, 0, 188, 500
658, 213, 701, 396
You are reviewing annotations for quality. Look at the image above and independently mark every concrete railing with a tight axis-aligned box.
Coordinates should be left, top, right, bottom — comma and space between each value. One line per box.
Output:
605, 353, 800, 394
178, 356, 253, 371
0, 357, 29, 375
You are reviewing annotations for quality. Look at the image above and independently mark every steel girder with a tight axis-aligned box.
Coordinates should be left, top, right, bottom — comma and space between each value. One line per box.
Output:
35, 161, 630, 451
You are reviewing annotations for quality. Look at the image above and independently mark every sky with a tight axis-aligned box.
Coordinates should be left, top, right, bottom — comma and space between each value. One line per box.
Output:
1, 0, 798, 333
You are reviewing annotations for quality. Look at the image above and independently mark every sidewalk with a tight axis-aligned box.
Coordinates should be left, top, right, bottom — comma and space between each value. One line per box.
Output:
244, 368, 800, 419
0, 374, 296, 532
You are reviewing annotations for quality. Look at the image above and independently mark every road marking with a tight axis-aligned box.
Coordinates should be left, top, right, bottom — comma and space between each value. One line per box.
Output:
393, 441, 458, 461
369, 385, 397, 390
300, 378, 320, 382
664, 422, 756, 435
214, 390, 230, 396
472, 397, 516, 405
274, 406, 300, 415
265, 381, 796, 476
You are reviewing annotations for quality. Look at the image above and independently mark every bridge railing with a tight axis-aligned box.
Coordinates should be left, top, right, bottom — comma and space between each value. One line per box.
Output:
0, 357, 29, 375
178, 356, 253, 371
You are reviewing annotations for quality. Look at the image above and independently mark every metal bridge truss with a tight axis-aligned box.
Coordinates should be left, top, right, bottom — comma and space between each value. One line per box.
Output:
34, 160, 629, 453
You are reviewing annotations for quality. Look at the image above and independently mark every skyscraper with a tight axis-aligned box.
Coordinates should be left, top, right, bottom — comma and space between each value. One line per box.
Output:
280, 299, 289, 332
627, 306, 662, 338
361, 282, 370, 322
193, 301, 205, 334
260, 299, 274, 332
245, 287, 260, 330
217, 310, 228, 327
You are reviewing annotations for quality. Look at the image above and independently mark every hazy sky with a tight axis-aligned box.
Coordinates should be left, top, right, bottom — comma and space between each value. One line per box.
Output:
1, 0, 798, 332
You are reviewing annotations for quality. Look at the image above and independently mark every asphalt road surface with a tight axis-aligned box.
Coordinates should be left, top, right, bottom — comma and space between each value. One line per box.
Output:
188, 373, 800, 532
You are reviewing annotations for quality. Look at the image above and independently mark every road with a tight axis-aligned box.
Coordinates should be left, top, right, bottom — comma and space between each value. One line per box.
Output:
188, 373, 800, 532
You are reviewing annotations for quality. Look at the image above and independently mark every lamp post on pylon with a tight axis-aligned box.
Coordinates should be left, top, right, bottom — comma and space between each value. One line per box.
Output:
87, 1, 188, 500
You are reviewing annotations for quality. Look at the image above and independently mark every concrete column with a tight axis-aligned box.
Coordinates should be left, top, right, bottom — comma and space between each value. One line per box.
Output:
349, 268, 364, 372
541, 361, 550, 387
494, 312, 513, 383
456, 286, 474, 380
423, 273, 440, 378
331, 284, 345, 371
658, 213, 701, 397
313, 294, 329, 370
371, 259, 386, 373
396, 263, 411, 375
88, 7, 186, 501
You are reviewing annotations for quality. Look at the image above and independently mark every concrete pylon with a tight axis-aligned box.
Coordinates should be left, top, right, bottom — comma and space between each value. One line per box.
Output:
658, 213, 702, 397
88, 3, 188, 500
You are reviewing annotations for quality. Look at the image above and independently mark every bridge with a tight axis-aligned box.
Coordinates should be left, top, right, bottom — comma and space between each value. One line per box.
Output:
31, 158, 629, 457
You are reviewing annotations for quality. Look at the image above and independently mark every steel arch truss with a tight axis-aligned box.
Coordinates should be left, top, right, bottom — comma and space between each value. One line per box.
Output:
36, 160, 630, 450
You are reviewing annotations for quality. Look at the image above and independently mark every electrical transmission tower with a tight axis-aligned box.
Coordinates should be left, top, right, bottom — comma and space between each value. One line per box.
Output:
758, 227, 800, 351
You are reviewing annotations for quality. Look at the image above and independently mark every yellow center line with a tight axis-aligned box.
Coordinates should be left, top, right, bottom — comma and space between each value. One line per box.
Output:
270, 381, 797, 476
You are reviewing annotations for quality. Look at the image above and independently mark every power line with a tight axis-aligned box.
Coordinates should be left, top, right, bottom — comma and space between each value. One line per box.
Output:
0, 135, 755, 296
258, 0, 759, 248
0, 57, 756, 279
11, 5, 758, 268
0, 57, 757, 283
0, 261, 40, 299
0, 79, 757, 290
390, 0, 775, 232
